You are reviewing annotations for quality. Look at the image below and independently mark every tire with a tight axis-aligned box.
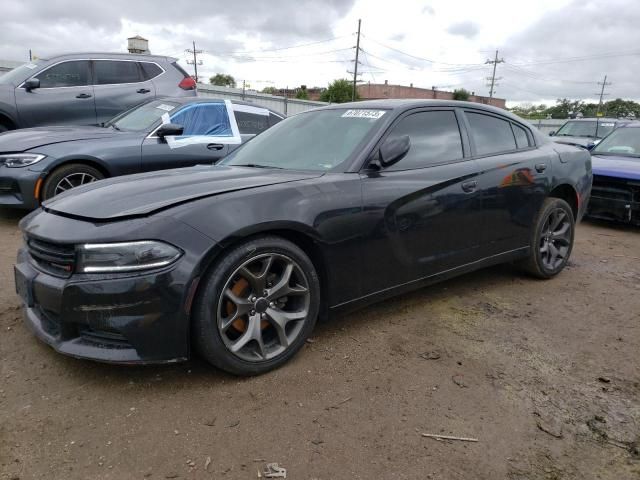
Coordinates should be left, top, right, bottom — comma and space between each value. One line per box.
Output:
192, 236, 321, 376
0, 123, 9, 134
519, 197, 575, 279
42, 163, 104, 201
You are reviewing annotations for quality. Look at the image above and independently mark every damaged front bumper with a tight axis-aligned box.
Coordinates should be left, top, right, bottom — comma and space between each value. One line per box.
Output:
15, 248, 193, 364
587, 175, 640, 226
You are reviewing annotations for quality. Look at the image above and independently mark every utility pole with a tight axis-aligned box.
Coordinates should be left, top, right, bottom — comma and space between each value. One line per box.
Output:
186, 41, 203, 83
595, 75, 612, 116
485, 50, 504, 99
352, 19, 361, 101
29, 49, 32, 61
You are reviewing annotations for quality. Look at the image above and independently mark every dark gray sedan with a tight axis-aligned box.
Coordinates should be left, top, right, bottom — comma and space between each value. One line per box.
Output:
0, 98, 283, 208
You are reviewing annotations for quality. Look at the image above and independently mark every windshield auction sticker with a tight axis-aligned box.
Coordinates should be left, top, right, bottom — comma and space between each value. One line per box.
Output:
342, 109, 386, 119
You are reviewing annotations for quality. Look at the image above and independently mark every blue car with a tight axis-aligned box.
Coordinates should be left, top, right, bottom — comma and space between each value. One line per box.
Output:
588, 123, 640, 225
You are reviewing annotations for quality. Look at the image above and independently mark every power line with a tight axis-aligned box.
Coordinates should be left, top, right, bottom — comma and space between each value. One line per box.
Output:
486, 50, 504, 99
596, 75, 612, 116
186, 41, 203, 82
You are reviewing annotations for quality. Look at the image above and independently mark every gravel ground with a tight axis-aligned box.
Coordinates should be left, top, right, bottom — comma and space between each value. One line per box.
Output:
0, 208, 638, 480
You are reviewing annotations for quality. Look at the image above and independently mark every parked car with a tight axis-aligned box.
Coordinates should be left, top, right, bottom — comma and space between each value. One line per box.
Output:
0, 97, 283, 208
15, 100, 592, 375
549, 117, 631, 148
0, 53, 197, 132
587, 123, 640, 225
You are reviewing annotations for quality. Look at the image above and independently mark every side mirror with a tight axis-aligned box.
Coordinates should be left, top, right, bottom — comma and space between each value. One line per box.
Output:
379, 135, 411, 168
548, 131, 555, 137
157, 123, 184, 139
24, 78, 40, 91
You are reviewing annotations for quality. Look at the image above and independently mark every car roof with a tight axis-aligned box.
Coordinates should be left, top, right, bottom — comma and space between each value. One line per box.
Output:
154, 97, 285, 118
36, 52, 178, 63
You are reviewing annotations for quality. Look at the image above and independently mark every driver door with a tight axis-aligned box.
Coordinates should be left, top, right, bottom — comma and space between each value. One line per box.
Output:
141, 102, 233, 172
358, 108, 484, 296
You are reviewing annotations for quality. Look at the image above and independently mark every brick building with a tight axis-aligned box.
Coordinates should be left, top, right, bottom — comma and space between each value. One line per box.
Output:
356, 81, 506, 109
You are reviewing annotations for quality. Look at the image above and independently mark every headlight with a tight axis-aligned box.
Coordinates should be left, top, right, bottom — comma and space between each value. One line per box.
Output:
76, 241, 182, 273
1, 153, 46, 168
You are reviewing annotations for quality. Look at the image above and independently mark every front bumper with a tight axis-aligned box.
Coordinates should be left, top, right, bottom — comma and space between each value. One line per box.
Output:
0, 166, 42, 209
15, 248, 193, 364
587, 176, 640, 226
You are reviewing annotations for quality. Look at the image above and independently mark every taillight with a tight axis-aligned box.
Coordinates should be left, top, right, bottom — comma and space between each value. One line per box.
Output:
179, 77, 196, 90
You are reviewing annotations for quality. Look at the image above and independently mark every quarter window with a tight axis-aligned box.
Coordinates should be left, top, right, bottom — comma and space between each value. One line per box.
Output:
385, 110, 463, 170
512, 123, 530, 149
94, 60, 142, 85
466, 112, 517, 155
37, 61, 90, 88
140, 62, 163, 80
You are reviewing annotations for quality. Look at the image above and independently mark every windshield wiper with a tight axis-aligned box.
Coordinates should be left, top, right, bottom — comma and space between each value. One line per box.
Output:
233, 164, 284, 169
110, 124, 121, 131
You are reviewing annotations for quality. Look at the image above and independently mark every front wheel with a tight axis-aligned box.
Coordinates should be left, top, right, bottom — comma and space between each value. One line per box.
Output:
519, 197, 575, 279
42, 163, 104, 201
193, 236, 320, 375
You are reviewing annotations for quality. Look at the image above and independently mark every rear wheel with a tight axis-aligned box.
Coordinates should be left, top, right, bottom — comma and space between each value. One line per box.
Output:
520, 197, 575, 279
193, 236, 320, 375
42, 163, 104, 201
0, 122, 9, 134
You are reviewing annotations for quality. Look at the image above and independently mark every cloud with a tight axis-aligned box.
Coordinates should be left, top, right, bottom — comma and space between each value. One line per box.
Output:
501, 0, 640, 102
446, 21, 480, 39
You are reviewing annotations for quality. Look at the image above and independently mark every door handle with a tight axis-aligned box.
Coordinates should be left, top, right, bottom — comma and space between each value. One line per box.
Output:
461, 180, 477, 193
75, 93, 92, 99
535, 163, 547, 173
137, 88, 151, 94
207, 143, 224, 151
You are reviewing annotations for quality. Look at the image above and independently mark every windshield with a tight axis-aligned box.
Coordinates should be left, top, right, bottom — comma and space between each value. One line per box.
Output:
0, 63, 40, 85
555, 120, 615, 138
106, 100, 179, 132
222, 108, 388, 171
592, 128, 640, 159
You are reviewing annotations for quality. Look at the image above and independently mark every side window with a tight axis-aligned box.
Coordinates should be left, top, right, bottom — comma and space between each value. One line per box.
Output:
512, 123, 530, 149
94, 61, 142, 85
466, 112, 516, 155
385, 110, 463, 170
234, 111, 269, 135
170, 103, 231, 136
37, 61, 90, 88
140, 62, 163, 80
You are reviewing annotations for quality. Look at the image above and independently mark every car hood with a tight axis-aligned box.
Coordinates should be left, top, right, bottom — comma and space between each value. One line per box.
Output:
591, 154, 640, 181
43, 165, 323, 220
552, 136, 592, 148
0, 125, 122, 152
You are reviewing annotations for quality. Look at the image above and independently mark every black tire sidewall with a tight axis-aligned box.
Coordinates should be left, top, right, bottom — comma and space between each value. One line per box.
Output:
193, 236, 320, 376
531, 198, 575, 278
42, 164, 104, 201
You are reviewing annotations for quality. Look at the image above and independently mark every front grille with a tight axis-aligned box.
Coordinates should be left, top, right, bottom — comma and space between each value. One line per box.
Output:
592, 175, 640, 203
27, 237, 76, 278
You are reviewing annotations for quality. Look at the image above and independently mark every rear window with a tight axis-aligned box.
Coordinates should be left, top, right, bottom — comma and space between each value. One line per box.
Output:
140, 62, 163, 80
467, 112, 517, 155
171, 61, 190, 78
512, 123, 531, 149
94, 60, 142, 85
234, 111, 270, 135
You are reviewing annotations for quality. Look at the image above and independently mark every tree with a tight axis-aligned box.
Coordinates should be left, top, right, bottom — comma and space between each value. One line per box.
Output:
319, 79, 357, 103
452, 88, 470, 101
209, 74, 236, 88
261, 86, 277, 94
295, 85, 309, 100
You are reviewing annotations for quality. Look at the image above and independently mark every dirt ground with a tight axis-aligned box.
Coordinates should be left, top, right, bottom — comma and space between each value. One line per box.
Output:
0, 208, 638, 480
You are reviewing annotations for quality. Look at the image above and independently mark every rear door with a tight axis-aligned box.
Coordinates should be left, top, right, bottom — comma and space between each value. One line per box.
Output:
463, 110, 551, 254
359, 108, 484, 295
15, 60, 97, 127
92, 60, 156, 124
232, 105, 281, 152
141, 101, 235, 172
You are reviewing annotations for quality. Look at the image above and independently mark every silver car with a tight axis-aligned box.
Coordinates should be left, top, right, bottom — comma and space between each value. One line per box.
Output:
0, 53, 197, 132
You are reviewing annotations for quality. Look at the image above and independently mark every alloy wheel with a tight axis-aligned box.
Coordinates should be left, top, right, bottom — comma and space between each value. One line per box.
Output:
539, 208, 572, 271
216, 253, 311, 362
54, 172, 98, 196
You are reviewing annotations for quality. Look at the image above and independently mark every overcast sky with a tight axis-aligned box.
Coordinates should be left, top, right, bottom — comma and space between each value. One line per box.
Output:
2, 0, 639, 106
